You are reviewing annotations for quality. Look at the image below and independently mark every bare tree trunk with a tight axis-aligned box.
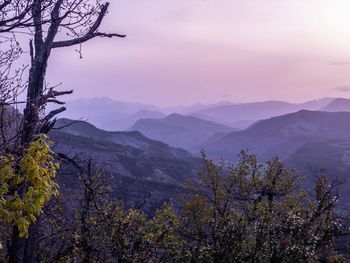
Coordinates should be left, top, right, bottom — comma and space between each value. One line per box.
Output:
22, 0, 49, 145
23, 223, 39, 263
6, 1, 124, 260
21, 47, 50, 144
8, 1, 51, 260
8, 228, 25, 263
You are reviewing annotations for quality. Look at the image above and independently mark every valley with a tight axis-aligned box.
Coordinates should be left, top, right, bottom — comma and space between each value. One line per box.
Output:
52, 97, 350, 209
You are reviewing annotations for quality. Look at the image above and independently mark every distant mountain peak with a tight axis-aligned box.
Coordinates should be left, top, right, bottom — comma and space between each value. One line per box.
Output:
321, 97, 350, 112
130, 113, 235, 152
166, 113, 184, 118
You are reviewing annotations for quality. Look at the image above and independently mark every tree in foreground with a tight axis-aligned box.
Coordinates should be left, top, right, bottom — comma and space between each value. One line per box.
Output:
10, 153, 347, 262
32, 159, 187, 262
180, 152, 347, 263
0, 1, 125, 262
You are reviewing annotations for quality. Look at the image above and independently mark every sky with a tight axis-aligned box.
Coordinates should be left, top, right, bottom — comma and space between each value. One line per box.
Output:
46, 0, 350, 107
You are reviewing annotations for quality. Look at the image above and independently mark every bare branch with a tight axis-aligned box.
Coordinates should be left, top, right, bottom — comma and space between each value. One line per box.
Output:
52, 3, 126, 49
43, 107, 66, 122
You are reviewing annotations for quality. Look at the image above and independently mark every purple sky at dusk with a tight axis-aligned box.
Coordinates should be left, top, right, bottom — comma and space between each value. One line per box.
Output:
46, 0, 350, 106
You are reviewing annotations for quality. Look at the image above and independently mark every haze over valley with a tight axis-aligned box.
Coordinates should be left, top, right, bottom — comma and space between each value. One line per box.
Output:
52, 96, 350, 207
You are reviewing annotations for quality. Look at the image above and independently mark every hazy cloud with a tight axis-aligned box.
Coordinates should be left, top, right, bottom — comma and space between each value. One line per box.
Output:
331, 86, 350, 92
331, 61, 350, 66
219, 93, 231, 99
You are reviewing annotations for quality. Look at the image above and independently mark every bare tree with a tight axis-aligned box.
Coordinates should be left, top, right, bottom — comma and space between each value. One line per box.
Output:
0, 1, 126, 262
22, 0, 126, 145
0, 34, 26, 152
0, 0, 34, 33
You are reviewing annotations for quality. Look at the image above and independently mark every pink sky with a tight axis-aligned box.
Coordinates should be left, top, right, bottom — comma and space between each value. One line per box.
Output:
47, 0, 350, 106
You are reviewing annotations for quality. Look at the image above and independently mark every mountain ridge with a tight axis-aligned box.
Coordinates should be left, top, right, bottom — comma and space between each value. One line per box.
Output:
129, 113, 236, 152
51, 118, 201, 211
205, 110, 350, 161
320, 98, 350, 112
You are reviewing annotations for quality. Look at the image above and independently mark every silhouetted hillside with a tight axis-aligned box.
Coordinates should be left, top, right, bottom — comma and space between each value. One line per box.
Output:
51, 119, 200, 211
206, 110, 350, 161
129, 113, 235, 152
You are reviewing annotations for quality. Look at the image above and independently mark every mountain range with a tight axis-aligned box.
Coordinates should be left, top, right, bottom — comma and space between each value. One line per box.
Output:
128, 98, 350, 153
191, 97, 335, 128
51, 97, 340, 131
205, 110, 350, 161
49, 96, 350, 209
